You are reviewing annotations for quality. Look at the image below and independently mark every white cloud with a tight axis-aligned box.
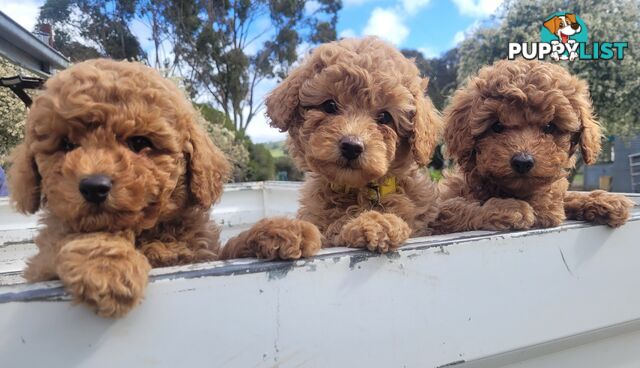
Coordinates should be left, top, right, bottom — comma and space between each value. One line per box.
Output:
339, 28, 357, 39
401, 0, 431, 15
452, 31, 465, 45
0, 0, 43, 31
245, 113, 287, 143
451, 0, 503, 17
450, 20, 480, 46
362, 7, 410, 45
245, 78, 286, 143
418, 46, 438, 58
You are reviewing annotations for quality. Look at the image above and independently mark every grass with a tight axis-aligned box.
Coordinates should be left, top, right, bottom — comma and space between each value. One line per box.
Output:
269, 148, 284, 158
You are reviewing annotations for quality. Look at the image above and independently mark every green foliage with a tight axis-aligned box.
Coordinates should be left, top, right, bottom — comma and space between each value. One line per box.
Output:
246, 142, 275, 181
402, 48, 460, 111
160, 0, 342, 132
263, 140, 285, 157
456, 0, 640, 137
275, 155, 304, 181
0, 58, 30, 168
195, 103, 235, 132
195, 104, 250, 183
38, 0, 146, 61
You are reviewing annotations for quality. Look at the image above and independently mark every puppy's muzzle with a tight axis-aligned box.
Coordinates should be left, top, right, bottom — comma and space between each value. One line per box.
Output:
511, 153, 535, 174
339, 136, 364, 160
570, 23, 580, 30
79, 175, 112, 204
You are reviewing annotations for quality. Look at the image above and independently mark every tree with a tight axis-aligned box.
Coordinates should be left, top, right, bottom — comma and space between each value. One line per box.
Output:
402, 48, 460, 111
0, 59, 29, 168
38, 0, 146, 61
401, 48, 459, 170
159, 0, 341, 133
275, 154, 304, 181
457, 0, 640, 137
246, 142, 275, 181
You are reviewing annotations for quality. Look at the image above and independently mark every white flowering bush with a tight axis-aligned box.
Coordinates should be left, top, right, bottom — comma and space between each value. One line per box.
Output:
0, 58, 29, 168
196, 114, 250, 182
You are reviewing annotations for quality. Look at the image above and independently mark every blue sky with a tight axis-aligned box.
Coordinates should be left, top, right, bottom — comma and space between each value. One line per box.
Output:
335, 0, 501, 57
1, 0, 502, 142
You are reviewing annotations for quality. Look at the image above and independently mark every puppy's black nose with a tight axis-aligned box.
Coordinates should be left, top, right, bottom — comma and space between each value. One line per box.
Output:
511, 153, 535, 174
571, 23, 580, 30
339, 137, 364, 160
79, 175, 112, 203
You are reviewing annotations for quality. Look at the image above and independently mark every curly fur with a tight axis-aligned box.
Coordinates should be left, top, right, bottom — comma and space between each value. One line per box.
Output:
264, 37, 442, 252
435, 59, 634, 233
6, 59, 300, 317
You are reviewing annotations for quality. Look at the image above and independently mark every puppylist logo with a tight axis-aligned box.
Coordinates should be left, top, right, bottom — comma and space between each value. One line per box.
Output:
508, 12, 628, 61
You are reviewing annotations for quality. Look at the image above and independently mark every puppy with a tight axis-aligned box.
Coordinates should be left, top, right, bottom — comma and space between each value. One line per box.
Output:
264, 37, 442, 253
8, 59, 313, 317
435, 59, 634, 233
543, 13, 582, 61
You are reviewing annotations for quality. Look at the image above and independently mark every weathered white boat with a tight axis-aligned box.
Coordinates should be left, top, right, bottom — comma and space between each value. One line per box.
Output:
0, 181, 638, 368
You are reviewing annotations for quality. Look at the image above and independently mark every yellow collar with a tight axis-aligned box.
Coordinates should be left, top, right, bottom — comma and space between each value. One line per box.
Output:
329, 176, 398, 202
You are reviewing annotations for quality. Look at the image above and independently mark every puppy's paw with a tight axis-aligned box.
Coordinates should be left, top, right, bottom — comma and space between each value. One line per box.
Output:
482, 198, 535, 230
140, 241, 217, 267
224, 218, 322, 260
339, 211, 411, 253
434, 197, 473, 233
578, 191, 634, 228
56, 235, 151, 318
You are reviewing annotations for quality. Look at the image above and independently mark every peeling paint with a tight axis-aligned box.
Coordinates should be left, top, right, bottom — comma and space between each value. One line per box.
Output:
386, 251, 400, 260
267, 264, 294, 281
349, 254, 369, 269
436, 246, 450, 255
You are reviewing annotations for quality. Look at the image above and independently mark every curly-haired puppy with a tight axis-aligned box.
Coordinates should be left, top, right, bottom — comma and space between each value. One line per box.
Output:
263, 37, 442, 253
8, 59, 314, 317
435, 59, 633, 232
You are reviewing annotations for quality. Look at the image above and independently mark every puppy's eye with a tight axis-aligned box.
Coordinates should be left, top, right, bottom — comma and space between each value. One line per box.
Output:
376, 111, 393, 125
60, 138, 77, 152
321, 100, 339, 114
491, 121, 505, 133
543, 123, 557, 134
127, 136, 154, 153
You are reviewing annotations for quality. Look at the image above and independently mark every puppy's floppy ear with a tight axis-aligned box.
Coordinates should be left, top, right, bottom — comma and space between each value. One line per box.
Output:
543, 16, 561, 34
565, 13, 577, 24
265, 62, 316, 132
185, 118, 231, 207
410, 78, 442, 166
568, 79, 601, 165
8, 140, 41, 214
443, 86, 476, 170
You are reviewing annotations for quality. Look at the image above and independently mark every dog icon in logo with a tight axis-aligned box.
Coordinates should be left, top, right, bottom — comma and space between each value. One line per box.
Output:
543, 13, 582, 61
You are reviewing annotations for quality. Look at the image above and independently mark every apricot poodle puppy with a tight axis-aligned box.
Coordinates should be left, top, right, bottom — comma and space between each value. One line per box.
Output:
8, 59, 315, 318
263, 37, 442, 253
435, 59, 634, 233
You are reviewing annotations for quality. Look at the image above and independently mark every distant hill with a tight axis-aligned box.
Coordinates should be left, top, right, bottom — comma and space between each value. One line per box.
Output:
263, 140, 286, 158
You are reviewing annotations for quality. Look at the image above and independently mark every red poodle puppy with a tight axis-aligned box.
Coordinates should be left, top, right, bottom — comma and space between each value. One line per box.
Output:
8, 59, 317, 317
435, 59, 634, 233
264, 37, 442, 253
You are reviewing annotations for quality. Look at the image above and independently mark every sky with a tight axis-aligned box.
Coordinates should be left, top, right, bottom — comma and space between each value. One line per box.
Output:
0, 0, 503, 143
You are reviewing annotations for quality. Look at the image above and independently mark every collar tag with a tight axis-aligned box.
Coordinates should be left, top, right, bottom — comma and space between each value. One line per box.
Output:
329, 176, 397, 204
